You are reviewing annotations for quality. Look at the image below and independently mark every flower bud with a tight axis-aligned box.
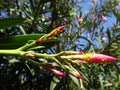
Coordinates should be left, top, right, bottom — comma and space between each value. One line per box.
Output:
50, 69, 66, 78
101, 16, 107, 21
46, 25, 65, 38
77, 15, 83, 23
70, 71, 83, 79
61, 53, 117, 63
87, 54, 117, 63
72, 53, 117, 63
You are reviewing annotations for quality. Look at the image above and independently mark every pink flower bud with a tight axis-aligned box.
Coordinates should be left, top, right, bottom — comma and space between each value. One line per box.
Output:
50, 69, 66, 78
21, 12, 26, 18
61, 53, 117, 63
93, 0, 97, 3
77, 15, 83, 23
101, 16, 107, 21
88, 54, 117, 63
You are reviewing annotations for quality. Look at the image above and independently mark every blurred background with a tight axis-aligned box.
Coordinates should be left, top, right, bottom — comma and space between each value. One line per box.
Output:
0, 0, 120, 90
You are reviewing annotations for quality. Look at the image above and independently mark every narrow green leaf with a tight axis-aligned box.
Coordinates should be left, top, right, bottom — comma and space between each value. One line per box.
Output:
69, 74, 80, 88
0, 34, 60, 49
26, 63, 35, 76
0, 18, 30, 30
28, 46, 45, 50
50, 76, 60, 90
99, 75, 104, 90
106, 29, 111, 44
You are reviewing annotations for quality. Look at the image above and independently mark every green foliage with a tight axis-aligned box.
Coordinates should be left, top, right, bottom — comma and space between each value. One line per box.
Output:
0, 18, 30, 30
69, 74, 81, 89
0, 0, 120, 90
50, 77, 60, 90
0, 34, 60, 49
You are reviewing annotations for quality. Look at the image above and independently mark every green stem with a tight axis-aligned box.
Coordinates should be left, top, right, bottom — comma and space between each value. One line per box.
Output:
0, 49, 24, 56
27, 59, 40, 66
35, 53, 56, 59
17, 41, 36, 51
17, 34, 47, 51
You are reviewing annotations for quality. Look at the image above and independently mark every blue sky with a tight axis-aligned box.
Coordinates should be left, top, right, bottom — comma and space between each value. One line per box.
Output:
74, 0, 117, 50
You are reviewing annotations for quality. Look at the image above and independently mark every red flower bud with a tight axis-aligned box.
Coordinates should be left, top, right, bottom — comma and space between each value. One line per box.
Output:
61, 53, 117, 63
76, 74, 83, 79
50, 69, 66, 78
88, 54, 117, 63
56, 25, 65, 33
71, 53, 117, 63
46, 25, 65, 38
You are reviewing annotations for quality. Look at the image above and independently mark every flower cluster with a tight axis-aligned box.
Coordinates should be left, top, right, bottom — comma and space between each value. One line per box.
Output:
33, 26, 117, 79
50, 52, 117, 78
40, 51, 117, 79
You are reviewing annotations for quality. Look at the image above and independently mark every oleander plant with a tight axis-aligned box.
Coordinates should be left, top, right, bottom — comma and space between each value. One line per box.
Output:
0, 0, 120, 90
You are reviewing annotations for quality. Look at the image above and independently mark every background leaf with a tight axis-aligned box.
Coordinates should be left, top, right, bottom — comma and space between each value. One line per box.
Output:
69, 74, 80, 88
0, 18, 30, 30
50, 77, 60, 90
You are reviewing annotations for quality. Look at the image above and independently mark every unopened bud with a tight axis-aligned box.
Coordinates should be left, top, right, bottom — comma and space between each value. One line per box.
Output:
46, 25, 65, 38
50, 69, 66, 78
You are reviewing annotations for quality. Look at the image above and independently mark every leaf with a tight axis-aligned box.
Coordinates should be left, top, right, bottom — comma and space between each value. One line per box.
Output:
50, 76, 60, 90
28, 46, 45, 50
99, 75, 104, 90
0, 18, 30, 30
26, 63, 35, 76
69, 74, 80, 88
106, 29, 111, 44
0, 34, 61, 49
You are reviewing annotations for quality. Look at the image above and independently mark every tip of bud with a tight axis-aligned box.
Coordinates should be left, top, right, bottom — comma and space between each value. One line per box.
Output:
89, 54, 117, 63
50, 69, 66, 78
76, 74, 83, 79
58, 25, 65, 32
